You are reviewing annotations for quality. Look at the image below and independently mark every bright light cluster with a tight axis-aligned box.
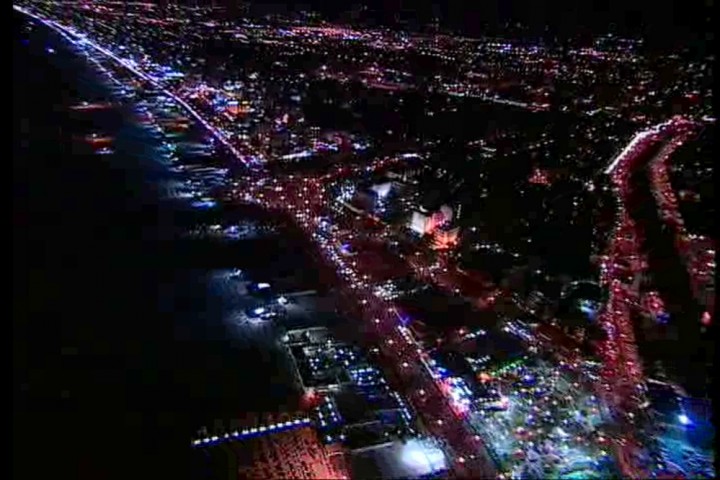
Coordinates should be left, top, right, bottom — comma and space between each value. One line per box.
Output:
191, 417, 312, 447
468, 360, 614, 478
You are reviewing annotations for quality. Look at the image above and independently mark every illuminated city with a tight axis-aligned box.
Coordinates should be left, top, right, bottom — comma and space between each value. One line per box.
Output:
14, 1, 713, 479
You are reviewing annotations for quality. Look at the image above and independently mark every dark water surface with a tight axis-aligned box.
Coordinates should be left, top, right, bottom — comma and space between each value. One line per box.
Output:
13, 12, 307, 480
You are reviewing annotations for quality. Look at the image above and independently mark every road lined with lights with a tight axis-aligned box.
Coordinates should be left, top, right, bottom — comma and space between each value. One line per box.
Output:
230, 167, 499, 477
14, 5, 258, 168
646, 126, 715, 316
595, 117, 700, 478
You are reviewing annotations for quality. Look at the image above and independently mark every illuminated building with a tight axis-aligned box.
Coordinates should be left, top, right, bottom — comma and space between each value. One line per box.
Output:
288, 329, 417, 451
432, 226, 460, 250
409, 211, 433, 235
528, 167, 551, 185
309, 126, 321, 144
370, 182, 393, 199
409, 205, 453, 236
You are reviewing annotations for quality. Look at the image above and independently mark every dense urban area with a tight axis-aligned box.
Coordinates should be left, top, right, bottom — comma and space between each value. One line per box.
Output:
15, 1, 714, 479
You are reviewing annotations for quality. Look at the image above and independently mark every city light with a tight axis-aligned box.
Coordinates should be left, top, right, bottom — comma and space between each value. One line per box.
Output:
19, 3, 714, 478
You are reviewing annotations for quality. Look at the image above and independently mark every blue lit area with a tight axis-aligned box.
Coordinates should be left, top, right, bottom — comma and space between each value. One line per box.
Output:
70, 63, 236, 207
646, 380, 716, 478
317, 216, 333, 232
291, 341, 361, 390
347, 365, 385, 387
654, 437, 715, 478
286, 329, 418, 449
655, 311, 670, 325
182, 222, 274, 242
280, 150, 313, 161
316, 395, 344, 430
352, 141, 370, 151
578, 299, 601, 321
190, 199, 217, 209
191, 417, 312, 448
502, 320, 534, 342
339, 242, 355, 256
336, 184, 356, 203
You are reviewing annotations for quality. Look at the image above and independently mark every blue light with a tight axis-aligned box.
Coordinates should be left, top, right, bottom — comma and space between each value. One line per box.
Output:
678, 414, 691, 426
191, 200, 216, 209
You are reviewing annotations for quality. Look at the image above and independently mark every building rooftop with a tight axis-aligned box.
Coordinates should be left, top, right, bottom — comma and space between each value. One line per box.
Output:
349, 438, 449, 480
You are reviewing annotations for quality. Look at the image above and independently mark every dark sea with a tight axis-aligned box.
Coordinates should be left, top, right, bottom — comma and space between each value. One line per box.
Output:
13, 11, 308, 480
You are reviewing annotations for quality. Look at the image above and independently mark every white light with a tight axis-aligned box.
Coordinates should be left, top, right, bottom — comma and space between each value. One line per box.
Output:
400, 439, 448, 474
678, 413, 691, 425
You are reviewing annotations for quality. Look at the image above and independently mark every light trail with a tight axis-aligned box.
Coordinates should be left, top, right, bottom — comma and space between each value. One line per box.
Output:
14, 4, 261, 169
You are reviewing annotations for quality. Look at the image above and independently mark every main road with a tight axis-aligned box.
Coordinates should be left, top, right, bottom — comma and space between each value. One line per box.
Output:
596, 117, 698, 478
